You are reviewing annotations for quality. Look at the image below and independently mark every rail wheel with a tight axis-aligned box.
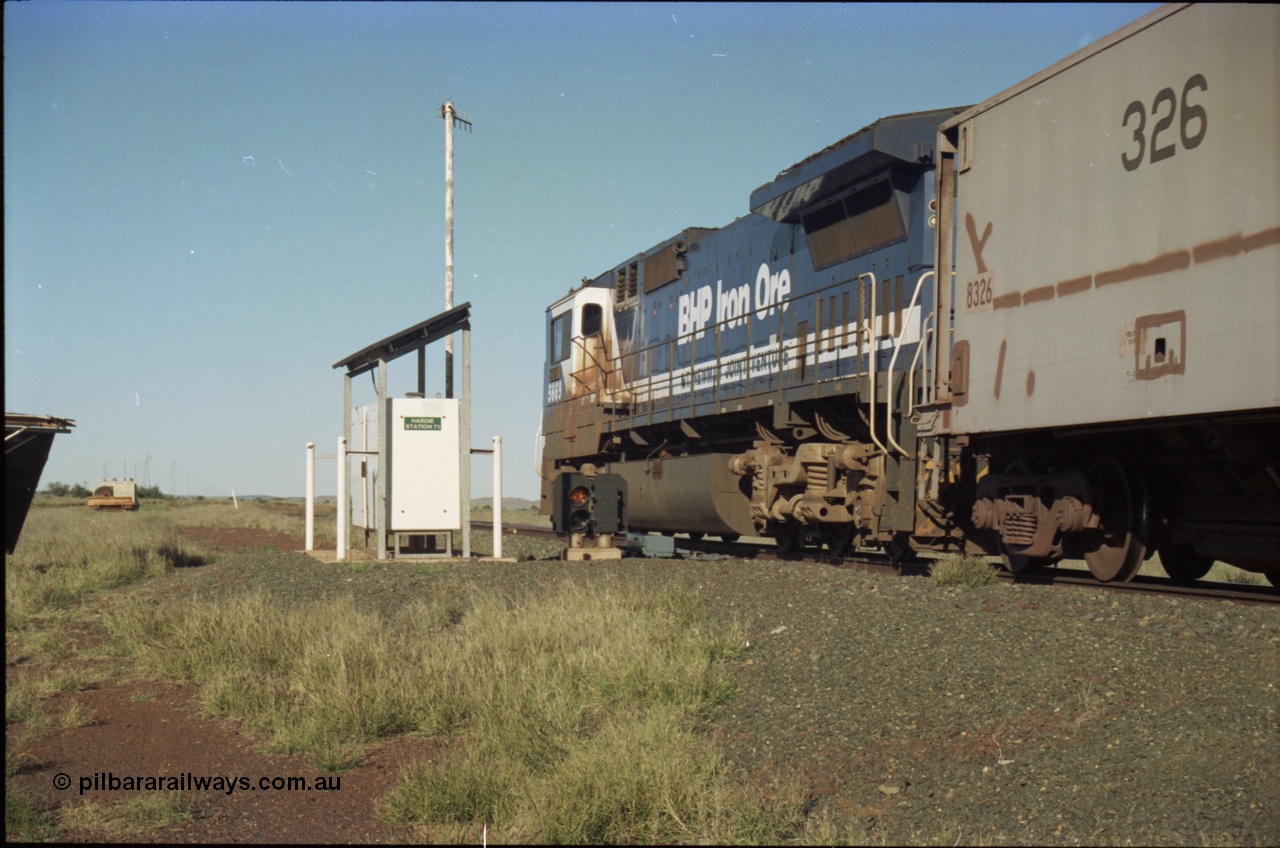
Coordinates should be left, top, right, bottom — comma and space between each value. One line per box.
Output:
822, 523, 856, 557
719, 533, 741, 543
1158, 545, 1214, 584
687, 532, 705, 542
1081, 456, 1148, 583
773, 522, 804, 554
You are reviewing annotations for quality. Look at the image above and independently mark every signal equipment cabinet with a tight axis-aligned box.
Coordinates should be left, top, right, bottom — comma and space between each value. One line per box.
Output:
353, 397, 461, 553
386, 397, 461, 533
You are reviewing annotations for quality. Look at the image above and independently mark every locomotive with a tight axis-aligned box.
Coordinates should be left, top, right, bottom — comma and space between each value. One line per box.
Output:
539, 3, 1279, 584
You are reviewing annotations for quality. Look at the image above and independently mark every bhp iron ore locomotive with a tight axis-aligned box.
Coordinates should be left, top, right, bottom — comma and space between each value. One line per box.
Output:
539, 3, 1279, 584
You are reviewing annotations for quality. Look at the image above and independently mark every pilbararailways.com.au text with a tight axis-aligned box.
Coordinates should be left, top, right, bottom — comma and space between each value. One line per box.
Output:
55, 771, 341, 796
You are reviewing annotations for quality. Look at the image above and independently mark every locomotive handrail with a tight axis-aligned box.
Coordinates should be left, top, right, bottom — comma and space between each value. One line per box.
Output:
861, 272, 889, 455
908, 312, 935, 419
885, 270, 934, 456
569, 332, 634, 411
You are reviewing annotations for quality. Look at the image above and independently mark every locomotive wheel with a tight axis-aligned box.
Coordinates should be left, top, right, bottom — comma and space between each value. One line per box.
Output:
1081, 456, 1148, 583
822, 523, 856, 557
719, 533, 741, 543
687, 532, 705, 542
773, 523, 804, 554
1158, 545, 1214, 584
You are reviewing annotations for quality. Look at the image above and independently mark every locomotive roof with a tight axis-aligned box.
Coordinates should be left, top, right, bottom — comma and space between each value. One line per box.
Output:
749, 106, 968, 223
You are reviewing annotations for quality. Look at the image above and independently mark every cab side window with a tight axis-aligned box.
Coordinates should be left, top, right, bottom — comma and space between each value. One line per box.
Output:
581, 304, 603, 338
550, 312, 572, 363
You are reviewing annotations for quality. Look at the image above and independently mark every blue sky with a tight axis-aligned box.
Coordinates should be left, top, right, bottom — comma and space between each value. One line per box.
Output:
5, 2, 1157, 499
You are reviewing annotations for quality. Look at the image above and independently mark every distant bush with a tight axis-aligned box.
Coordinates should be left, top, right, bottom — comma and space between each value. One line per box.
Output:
41, 482, 91, 498
930, 554, 998, 587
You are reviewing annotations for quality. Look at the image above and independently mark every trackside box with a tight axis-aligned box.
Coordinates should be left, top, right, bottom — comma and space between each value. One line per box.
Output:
942, 3, 1279, 436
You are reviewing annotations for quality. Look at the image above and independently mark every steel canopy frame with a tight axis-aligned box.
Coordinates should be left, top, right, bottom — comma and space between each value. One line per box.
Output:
332, 302, 472, 560
5, 413, 75, 554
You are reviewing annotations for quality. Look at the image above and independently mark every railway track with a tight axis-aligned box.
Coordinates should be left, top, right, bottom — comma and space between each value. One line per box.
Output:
472, 520, 1279, 605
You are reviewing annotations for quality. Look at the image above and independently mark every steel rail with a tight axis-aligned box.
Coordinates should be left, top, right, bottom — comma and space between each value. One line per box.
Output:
471, 521, 1278, 604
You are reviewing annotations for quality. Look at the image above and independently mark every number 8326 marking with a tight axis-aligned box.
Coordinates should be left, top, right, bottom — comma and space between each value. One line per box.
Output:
1121, 74, 1207, 172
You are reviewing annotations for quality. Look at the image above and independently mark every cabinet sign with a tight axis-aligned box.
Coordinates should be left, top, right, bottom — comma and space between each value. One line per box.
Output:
404, 417, 442, 431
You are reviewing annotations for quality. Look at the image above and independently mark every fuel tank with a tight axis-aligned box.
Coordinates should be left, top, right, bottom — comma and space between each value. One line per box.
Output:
608, 453, 755, 538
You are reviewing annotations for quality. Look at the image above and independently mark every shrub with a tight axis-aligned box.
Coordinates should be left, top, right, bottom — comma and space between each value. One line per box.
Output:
930, 553, 998, 587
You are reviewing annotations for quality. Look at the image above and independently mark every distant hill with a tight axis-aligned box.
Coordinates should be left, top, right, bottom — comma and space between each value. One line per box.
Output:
471, 497, 539, 511
272, 496, 539, 509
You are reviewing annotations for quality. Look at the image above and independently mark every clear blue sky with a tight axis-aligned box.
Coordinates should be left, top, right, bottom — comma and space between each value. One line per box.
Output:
5, 2, 1157, 499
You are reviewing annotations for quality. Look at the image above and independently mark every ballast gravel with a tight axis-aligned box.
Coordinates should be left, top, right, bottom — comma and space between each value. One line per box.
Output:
204, 534, 1279, 846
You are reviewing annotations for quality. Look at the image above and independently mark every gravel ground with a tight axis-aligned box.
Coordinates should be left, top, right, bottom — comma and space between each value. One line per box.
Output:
171, 528, 1280, 846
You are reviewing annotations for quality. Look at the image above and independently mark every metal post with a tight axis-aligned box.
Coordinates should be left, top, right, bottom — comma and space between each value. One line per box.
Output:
337, 436, 348, 561
492, 436, 503, 559
376, 358, 387, 560
444, 101, 454, 400
462, 324, 472, 559
305, 441, 315, 551
443, 102, 455, 400
441, 102, 471, 401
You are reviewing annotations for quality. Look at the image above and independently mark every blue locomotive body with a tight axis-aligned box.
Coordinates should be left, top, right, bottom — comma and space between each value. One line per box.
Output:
542, 109, 963, 549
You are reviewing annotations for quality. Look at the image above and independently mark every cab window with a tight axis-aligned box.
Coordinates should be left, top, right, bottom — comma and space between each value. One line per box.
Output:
581, 303, 603, 338
550, 312, 572, 363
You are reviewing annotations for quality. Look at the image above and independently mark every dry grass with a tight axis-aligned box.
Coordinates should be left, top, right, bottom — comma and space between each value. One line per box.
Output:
930, 553, 999, 587
4, 508, 203, 630
104, 570, 818, 842
168, 499, 339, 545
4, 788, 57, 843
59, 791, 194, 837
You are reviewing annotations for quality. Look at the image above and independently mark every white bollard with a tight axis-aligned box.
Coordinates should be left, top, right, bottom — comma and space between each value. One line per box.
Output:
337, 436, 347, 561
493, 436, 503, 559
305, 442, 315, 551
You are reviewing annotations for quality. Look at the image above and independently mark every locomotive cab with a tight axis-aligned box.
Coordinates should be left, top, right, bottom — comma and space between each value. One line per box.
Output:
544, 285, 628, 411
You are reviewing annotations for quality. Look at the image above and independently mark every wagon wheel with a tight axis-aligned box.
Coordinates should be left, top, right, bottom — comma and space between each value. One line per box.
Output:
687, 532, 705, 542
1158, 545, 1213, 584
1081, 456, 1148, 583
773, 522, 804, 554
719, 533, 741, 544
822, 523, 856, 557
